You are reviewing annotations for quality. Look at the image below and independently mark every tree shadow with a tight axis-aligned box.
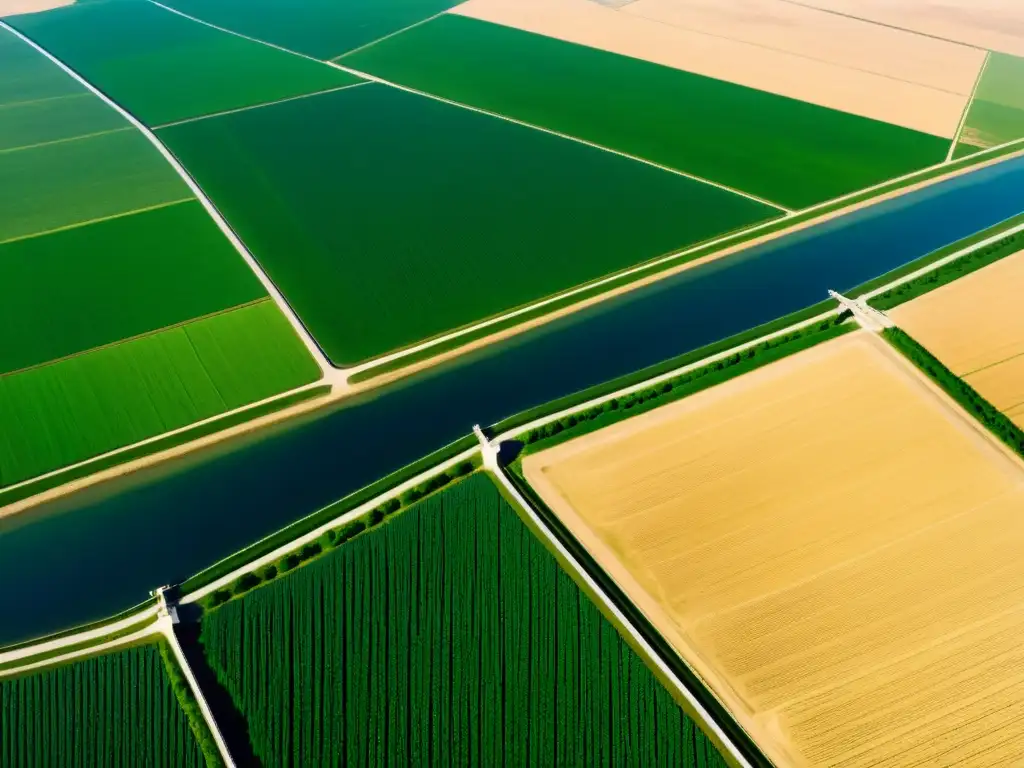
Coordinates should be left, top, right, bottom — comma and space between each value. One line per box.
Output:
174, 622, 264, 767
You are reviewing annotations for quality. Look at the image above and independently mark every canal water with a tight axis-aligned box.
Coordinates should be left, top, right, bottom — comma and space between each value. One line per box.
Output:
3, 155, 1024, 644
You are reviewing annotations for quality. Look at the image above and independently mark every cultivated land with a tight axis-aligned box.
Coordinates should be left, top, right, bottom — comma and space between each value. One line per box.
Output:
450, 0, 981, 138
160, 0, 462, 60
4, 0, 362, 126
158, 82, 775, 365
0, 201, 266, 374
200, 474, 728, 766
798, 0, 1024, 57
0, 300, 320, 488
524, 331, 1024, 766
891, 249, 1024, 428
0, 645, 205, 767
348, 12, 951, 209
955, 53, 1024, 158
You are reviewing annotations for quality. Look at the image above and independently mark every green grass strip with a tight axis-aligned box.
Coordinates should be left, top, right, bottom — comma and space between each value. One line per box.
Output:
867, 224, 1024, 310
157, 639, 226, 768
199, 459, 482, 611
0, 616, 157, 674
513, 316, 854, 455
179, 434, 480, 595
0, 597, 156, 654
0, 385, 331, 511
489, 299, 838, 438
883, 328, 1024, 460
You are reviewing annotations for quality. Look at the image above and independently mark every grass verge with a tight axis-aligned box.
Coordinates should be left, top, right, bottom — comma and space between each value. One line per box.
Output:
180, 435, 480, 597
867, 225, 1024, 310
0, 385, 331, 510
883, 328, 1024, 460
0, 616, 157, 675
158, 639, 225, 768
0, 597, 156, 654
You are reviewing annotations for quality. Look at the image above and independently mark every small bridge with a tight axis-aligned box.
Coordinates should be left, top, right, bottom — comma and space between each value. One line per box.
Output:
829, 290, 894, 333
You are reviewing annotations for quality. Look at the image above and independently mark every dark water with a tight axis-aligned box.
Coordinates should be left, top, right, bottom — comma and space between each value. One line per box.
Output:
3, 155, 1024, 645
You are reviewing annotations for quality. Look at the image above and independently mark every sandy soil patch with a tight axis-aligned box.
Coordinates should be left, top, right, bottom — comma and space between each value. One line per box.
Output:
890, 248, 1024, 420
797, 0, 1024, 57
0, 0, 73, 15
451, 0, 977, 136
524, 331, 1024, 766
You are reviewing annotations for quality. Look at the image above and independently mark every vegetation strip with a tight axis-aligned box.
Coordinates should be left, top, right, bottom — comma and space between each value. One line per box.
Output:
0, 617, 157, 675
200, 474, 732, 766
0, 599, 156, 656
0, 385, 330, 512
178, 434, 480, 595
868, 226, 1024, 310
158, 640, 226, 768
883, 328, 1024, 461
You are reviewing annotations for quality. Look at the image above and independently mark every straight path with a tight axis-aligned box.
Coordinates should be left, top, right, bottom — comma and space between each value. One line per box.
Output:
0, 20, 337, 381
0, 623, 158, 679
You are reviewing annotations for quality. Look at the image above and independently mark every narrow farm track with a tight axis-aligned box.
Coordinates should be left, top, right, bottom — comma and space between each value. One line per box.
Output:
0, 19, 336, 381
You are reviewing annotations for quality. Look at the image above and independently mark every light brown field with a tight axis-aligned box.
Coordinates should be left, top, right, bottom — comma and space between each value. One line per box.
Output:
890, 248, 1024, 428
451, 0, 983, 136
524, 331, 1024, 766
0, 0, 74, 15
797, 0, 1024, 57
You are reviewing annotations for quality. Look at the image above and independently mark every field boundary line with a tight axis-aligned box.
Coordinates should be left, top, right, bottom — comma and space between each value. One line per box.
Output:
150, 81, 370, 130
329, 10, 449, 60
489, 464, 755, 767
963, 349, 1024, 379
328, 65, 792, 212
0, 125, 132, 155
0, 380, 326, 507
179, 447, 480, 603
947, 51, 990, 162
143, 0, 790, 211
0, 90, 91, 111
0, 297, 269, 382
0, 197, 195, 247
0, 18, 336, 379
0, 604, 160, 669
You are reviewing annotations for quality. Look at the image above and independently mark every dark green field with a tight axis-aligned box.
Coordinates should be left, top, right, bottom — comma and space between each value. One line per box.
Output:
954, 53, 1024, 159
159, 82, 776, 365
160, 0, 461, 60
6, 0, 361, 126
201, 473, 727, 767
0, 300, 320, 488
0, 201, 266, 375
0, 644, 206, 768
345, 15, 950, 210
0, 128, 190, 243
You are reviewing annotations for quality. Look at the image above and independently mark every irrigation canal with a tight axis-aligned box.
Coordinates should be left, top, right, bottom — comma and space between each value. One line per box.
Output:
3, 155, 1024, 644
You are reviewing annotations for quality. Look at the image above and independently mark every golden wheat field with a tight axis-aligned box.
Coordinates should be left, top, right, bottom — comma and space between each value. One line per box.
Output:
523, 331, 1024, 767
890, 248, 1024, 428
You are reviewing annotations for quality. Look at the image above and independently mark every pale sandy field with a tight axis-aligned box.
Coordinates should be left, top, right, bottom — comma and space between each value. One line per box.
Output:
451, 0, 982, 136
0, 0, 73, 15
798, 0, 1024, 57
890, 248, 1024, 427
524, 331, 1024, 766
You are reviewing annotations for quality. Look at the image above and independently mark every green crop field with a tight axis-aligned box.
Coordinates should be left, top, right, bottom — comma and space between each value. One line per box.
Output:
0, 200, 266, 375
0, 92, 126, 152
0, 25, 81, 105
0, 300, 320, 488
0, 645, 205, 768
955, 53, 1024, 159
159, 0, 461, 60
6, 0, 362, 127
201, 473, 727, 767
345, 14, 950, 210
0, 128, 191, 243
159, 82, 776, 365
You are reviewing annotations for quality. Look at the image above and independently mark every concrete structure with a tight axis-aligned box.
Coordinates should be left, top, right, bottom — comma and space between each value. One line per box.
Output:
829, 289, 895, 332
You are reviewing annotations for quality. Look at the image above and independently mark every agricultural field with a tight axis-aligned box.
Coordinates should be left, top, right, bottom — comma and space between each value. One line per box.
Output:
0, 644, 206, 767
158, 82, 775, 365
890, 248, 1024, 428
797, 0, 1024, 56
159, 0, 462, 60
200, 473, 728, 766
4, 0, 361, 126
955, 53, 1024, 158
524, 331, 1024, 766
0, 300, 320, 488
0, 25, 321, 493
346, 5, 954, 208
